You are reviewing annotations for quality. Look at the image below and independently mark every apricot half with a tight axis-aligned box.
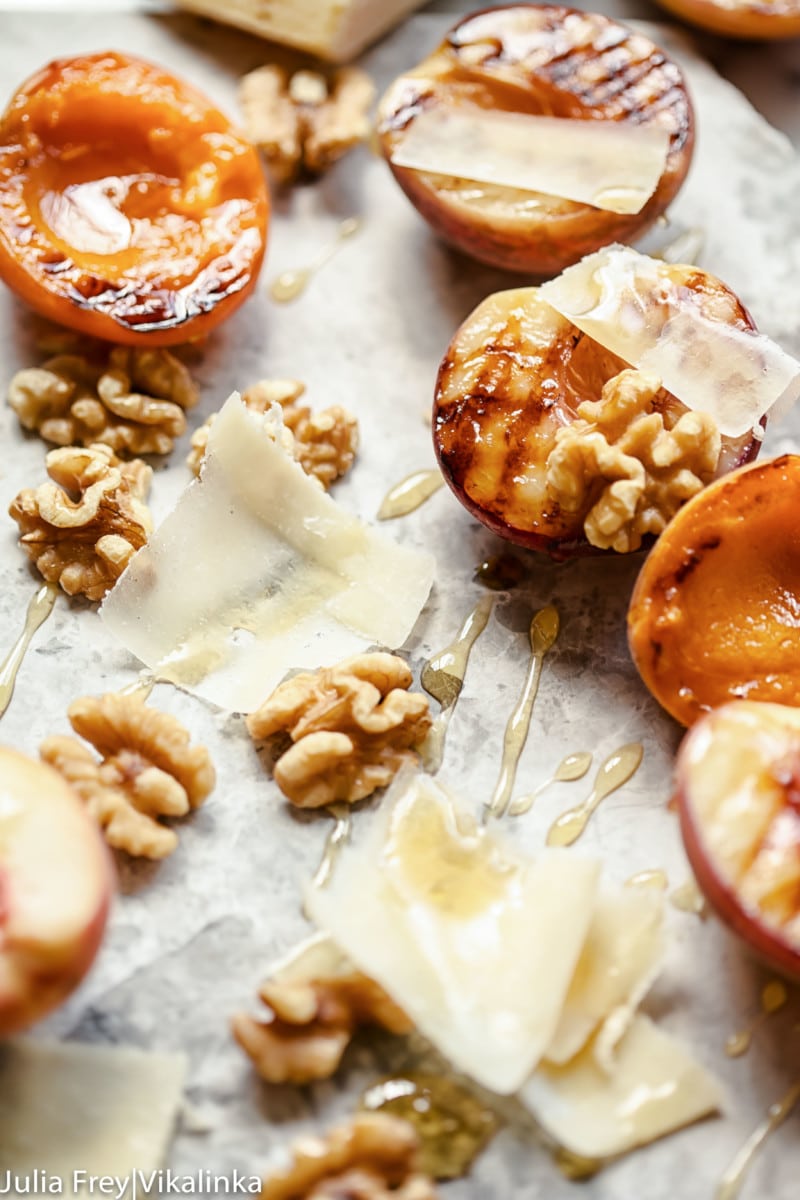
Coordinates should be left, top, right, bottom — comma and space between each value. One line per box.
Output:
0, 52, 269, 345
629, 456, 800, 727
652, 0, 800, 39
377, 5, 694, 275
434, 262, 758, 557
675, 701, 800, 980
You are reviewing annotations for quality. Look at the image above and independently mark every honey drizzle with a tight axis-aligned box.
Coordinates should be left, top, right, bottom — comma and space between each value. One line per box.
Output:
625, 868, 669, 892
119, 671, 156, 702
485, 606, 559, 820
378, 469, 444, 520
473, 554, 525, 591
270, 217, 360, 303
360, 1073, 497, 1179
670, 879, 708, 918
313, 802, 352, 888
546, 742, 644, 846
725, 981, 789, 1059
715, 1081, 800, 1200
507, 751, 592, 817
421, 595, 494, 772
0, 583, 59, 719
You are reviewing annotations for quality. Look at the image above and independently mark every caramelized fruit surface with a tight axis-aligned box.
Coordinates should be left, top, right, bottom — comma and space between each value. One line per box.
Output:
0, 52, 268, 344
434, 264, 757, 555
378, 4, 694, 274
629, 456, 800, 725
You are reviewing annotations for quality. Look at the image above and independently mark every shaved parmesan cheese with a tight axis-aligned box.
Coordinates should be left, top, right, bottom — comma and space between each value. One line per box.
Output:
101, 396, 435, 712
545, 887, 664, 1067
539, 245, 800, 438
306, 770, 600, 1095
521, 1015, 723, 1160
0, 1039, 186, 1175
391, 108, 670, 214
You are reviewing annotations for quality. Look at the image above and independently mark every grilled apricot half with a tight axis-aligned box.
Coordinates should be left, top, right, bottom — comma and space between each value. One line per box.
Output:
0, 52, 268, 345
434, 262, 759, 558
629, 456, 800, 727
378, 5, 694, 275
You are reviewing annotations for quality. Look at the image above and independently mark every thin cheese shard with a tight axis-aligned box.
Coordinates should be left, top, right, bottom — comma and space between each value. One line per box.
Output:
306, 770, 600, 1095
539, 245, 800, 438
545, 886, 664, 1067
101, 396, 435, 713
520, 1014, 724, 1160
391, 108, 670, 214
0, 1039, 186, 1177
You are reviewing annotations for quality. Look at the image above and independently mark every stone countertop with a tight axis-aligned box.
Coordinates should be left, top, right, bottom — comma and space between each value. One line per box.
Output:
0, 7, 799, 1200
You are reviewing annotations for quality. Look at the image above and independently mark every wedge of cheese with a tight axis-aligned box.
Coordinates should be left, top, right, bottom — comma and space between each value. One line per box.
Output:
0, 1040, 186, 1176
539, 245, 800, 439
392, 108, 670, 215
521, 1015, 724, 1160
175, 0, 429, 62
306, 770, 600, 1095
101, 396, 435, 713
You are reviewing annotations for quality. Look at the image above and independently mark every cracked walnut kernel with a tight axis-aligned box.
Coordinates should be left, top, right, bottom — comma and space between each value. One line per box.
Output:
232, 943, 411, 1085
246, 653, 431, 808
187, 379, 358, 490
8, 345, 198, 456
261, 1113, 437, 1200
9, 443, 153, 601
546, 369, 721, 553
239, 64, 374, 184
40, 693, 215, 860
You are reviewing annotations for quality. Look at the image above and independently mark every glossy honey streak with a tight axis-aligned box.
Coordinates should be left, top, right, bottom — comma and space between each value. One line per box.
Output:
421, 595, 494, 772
360, 1073, 497, 1179
313, 802, 352, 889
486, 605, 559, 820
378, 469, 444, 520
119, 671, 156, 702
670, 878, 708, 917
270, 217, 360, 303
724, 981, 789, 1059
508, 751, 592, 817
546, 742, 644, 846
0, 583, 58, 719
716, 1081, 800, 1200
625, 868, 669, 892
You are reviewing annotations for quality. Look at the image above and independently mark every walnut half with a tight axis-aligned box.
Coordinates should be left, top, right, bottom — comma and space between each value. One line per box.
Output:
8, 345, 198, 456
9, 443, 153, 601
260, 1114, 438, 1200
239, 65, 375, 184
187, 379, 358, 490
545, 369, 721, 553
246, 653, 431, 808
232, 943, 411, 1085
41, 693, 215, 860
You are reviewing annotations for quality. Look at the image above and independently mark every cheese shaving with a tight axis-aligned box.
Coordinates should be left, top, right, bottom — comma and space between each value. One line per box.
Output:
100, 395, 435, 713
521, 1015, 724, 1160
391, 108, 671, 214
306, 769, 600, 1095
545, 886, 664, 1067
539, 245, 800, 438
0, 1039, 186, 1176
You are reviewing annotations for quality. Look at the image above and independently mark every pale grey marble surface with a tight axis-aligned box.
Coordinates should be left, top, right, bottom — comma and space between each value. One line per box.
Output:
0, 7, 799, 1200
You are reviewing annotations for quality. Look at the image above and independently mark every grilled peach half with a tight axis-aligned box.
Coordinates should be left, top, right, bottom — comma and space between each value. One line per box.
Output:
629, 456, 800, 726
433, 262, 759, 558
377, 5, 694, 275
653, 0, 800, 39
675, 701, 800, 980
